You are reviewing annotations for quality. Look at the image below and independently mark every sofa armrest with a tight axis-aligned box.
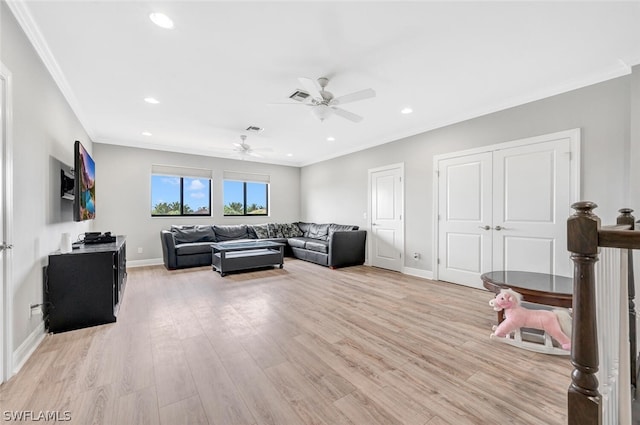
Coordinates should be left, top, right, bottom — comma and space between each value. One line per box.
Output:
160, 230, 178, 270
328, 230, 367, 268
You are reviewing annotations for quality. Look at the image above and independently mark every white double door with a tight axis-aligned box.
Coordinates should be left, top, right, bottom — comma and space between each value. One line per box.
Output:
436, 133, 577, 288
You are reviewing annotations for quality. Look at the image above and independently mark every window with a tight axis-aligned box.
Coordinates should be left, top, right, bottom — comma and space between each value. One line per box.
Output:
151, 165, 212, 216
223, 171, 269, 216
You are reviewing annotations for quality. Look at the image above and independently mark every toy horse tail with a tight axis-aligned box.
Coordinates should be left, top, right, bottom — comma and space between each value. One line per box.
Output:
553, 309, 572, 339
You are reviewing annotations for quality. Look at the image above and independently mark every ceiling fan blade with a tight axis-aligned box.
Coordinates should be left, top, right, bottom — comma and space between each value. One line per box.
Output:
251, 147, 273, 152
298, 77, 323, 100
332, 88, 376, 105
331, 107, 363, 123
248, 151, 263, 157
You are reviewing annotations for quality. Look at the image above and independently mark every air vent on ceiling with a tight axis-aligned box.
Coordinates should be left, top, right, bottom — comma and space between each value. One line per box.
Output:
245, 125, 264, 133
289, 90, 310, 102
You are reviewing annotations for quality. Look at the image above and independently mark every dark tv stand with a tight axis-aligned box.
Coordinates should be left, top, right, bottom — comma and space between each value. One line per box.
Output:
45, 236, 127, 333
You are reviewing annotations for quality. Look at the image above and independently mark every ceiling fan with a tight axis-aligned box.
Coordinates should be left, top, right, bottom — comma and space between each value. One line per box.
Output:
233, 135, 272, 159
276, 77, 376, 123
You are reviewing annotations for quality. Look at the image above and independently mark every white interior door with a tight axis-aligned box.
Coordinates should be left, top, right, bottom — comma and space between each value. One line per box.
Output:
369, 165, 404, 271
0, 66, 7, 383
436, 130, 578, 289
0, 63, 13, 384
437, 152, 493, 288
493, 139, 572, 276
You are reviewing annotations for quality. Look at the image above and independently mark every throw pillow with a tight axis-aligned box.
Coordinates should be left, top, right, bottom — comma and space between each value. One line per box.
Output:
250, 224, 270, 239
281, 223, 303, 238
268, 223, 285, 238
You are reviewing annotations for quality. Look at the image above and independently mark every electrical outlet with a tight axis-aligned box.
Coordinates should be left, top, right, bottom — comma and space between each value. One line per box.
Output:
413, 252, 420, 260
137, 247, 143, 254
29, 303, 42, 317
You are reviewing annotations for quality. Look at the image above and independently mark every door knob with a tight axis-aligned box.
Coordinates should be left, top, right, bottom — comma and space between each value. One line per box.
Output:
478, 225, 490, 230
494, 225, 504, 231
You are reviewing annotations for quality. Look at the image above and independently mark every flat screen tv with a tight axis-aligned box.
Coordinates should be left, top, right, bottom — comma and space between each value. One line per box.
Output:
73, 140, 96, 221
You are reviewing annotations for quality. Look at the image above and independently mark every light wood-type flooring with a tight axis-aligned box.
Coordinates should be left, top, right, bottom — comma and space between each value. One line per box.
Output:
0, 259, 571, 424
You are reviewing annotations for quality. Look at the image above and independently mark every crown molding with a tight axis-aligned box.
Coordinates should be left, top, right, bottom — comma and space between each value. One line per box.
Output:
6, 0, 94, 139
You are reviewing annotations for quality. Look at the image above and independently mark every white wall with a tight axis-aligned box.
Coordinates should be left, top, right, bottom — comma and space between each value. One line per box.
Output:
92, 143, 300, 265
1, 1, 93, 361
301, 74, 634, 274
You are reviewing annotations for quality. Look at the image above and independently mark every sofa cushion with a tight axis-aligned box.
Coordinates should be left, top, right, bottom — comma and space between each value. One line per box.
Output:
308, 223, 330, 241
268, 223, 285, 238
281, 223, 303, 238
213, 225, 250, 241
297, 222, 313, 237
305, 240, 329, 254
287, 237, 307, 249
171, 225, 216, 244
328, 223, 358, 239
175, 241, 214, 255
250, 224, 270, 239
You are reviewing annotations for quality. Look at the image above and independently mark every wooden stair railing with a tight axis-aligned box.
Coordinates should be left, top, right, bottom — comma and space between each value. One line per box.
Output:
567, 202, 640, 425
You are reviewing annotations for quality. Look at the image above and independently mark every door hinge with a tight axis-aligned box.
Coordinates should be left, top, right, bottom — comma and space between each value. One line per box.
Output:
438, 214, 441, 221
399, 176, 402, 182
437, 258, 440, 265
399, 252, 402, 258
436, 170, 440, 177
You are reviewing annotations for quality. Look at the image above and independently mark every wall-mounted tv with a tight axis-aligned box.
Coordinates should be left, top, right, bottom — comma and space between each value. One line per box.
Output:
73, 140, 96, 221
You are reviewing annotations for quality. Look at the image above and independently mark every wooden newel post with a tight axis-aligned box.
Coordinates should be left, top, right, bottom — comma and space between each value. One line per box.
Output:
567, 201, 601, 425
617, 208, 637, 395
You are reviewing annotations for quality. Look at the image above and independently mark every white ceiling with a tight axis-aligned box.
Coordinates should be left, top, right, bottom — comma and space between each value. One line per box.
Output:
9, 1, 640, 166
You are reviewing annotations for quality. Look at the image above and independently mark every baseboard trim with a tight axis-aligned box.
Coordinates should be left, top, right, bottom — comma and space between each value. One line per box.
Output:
12, 321, 46, 375
127, 258, 164, 268
402, 267, 434, 280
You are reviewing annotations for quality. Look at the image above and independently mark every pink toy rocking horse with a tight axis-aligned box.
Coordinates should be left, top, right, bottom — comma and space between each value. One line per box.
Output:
489, 288, 572, 351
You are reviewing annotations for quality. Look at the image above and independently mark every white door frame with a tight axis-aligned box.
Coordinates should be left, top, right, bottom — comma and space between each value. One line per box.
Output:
432, 128, 581, 281
0, 62, 15, 384
367, 163, 405, 269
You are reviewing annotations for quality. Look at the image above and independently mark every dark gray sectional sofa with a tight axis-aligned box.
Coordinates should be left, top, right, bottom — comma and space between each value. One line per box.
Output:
160, 222, 366, 270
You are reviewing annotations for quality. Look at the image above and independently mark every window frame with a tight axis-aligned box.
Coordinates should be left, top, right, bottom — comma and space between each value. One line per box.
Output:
151, 175, 212, 217
223, 180, 269, 217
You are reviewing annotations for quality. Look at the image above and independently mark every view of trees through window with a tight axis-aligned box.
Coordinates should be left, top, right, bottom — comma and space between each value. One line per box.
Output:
223, 180, 268, 216
151, 175, 211, 216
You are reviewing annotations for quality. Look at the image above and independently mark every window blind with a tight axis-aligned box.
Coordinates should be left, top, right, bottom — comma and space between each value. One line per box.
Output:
223, 170, 270, 183
151, 164, 213, 179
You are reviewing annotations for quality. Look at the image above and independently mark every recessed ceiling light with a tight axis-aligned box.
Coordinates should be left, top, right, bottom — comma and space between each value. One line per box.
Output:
401, 107, 413, 114
286, 153, 293, 157
326, 136, 335, 142
149, 12, 174, 29
142, 131, 152, 136
144, 97, 159, 104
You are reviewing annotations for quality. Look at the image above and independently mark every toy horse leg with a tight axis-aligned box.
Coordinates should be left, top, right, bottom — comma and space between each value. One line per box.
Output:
493, 320, 516, 338
545, 318, 571, 350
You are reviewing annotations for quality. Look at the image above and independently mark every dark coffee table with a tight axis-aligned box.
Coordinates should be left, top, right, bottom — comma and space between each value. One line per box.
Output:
211, 241, 285, 277
481, 270, 573, 323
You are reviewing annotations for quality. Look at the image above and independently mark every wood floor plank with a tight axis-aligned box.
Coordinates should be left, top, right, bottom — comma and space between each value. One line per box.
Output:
159, 395, 209, 425
0, 261, 571, 425
264, 361, 355, 425
218, 349, 304, 425
181, 336, 256, 425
